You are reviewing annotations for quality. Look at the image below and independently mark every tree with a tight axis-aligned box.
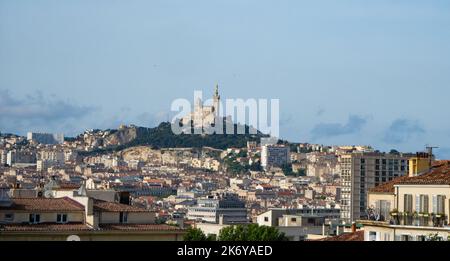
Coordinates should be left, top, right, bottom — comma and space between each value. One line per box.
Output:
389, 149, 400, 155
218, 224, 288, 241
184, 227, 207, 241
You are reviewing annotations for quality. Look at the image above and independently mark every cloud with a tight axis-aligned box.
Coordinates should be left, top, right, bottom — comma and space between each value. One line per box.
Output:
311, 115, 368, 139
0, 89, 95, 134
383, 118, 425, 144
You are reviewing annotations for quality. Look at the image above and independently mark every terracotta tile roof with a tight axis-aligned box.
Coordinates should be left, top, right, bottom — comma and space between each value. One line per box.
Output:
368, 176, 411, 193
0, 197, 84, 212
57, 183, 81, 190
318, 230, 364, 241
98, 224, 185, 231
0, 223, 90, 231
0, 223, 185, 232
397, 161, 450, 185
369, 161, 450, 192
93, 200, 151, 213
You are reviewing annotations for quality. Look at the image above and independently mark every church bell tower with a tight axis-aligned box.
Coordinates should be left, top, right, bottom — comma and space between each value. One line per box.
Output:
213, 84, 220, 117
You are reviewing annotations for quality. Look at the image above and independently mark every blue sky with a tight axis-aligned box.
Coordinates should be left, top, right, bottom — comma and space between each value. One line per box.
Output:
1, 0, 450, 158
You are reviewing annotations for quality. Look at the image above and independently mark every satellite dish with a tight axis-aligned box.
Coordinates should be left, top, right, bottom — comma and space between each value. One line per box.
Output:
67, 235, 81, 241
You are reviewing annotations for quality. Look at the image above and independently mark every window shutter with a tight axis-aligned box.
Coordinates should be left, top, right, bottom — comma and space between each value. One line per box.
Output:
403, 195, 407, 212
408, 194, 413, 212
442, 196, 446, 214
404, 194, 412, 212
415, 195, 420, 212
424, 195, 429, 213
437, 195, 445, 214
432, 195, 437, 213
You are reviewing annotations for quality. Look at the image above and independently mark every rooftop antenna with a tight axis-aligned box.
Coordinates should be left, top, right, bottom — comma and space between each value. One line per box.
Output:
425, 145, 439, 167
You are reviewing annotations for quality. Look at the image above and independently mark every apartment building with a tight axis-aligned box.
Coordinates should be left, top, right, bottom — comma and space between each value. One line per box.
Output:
0, 150, 6, 165
27, 132, 64, 145
187, 193, 248, 224
261, 144, 290, 170
339, 152, 413, 224
6, 150, 37, 167
361, 161, 450, 241
256, 208, 341, 240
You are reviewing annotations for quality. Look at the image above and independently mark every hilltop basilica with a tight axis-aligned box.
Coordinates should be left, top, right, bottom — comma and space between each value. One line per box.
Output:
182, 85, 223, 128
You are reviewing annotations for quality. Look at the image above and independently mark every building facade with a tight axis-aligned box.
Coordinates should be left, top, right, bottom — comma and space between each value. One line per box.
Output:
187, 193, 248, 224
0, 188, 185, 241
339, 152, 413, 224
361, 161, 450, 241
27, 132, 64, 145
261, 145, 290, 170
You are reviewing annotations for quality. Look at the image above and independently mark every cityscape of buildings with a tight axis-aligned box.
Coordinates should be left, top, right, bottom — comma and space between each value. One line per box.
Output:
1, 89, 449, 242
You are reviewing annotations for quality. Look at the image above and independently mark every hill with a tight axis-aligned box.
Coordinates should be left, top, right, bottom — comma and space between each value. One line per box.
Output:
80, 121, 267, 156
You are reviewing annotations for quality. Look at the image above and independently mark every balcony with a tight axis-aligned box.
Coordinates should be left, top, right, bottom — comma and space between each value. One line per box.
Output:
432, 214, 448, 227
389, 211, 448, 228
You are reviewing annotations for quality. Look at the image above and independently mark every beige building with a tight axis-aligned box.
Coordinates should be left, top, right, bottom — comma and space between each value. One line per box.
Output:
361, 161, 450, 241
0, 189, 185, 241
339, 152, 413, 223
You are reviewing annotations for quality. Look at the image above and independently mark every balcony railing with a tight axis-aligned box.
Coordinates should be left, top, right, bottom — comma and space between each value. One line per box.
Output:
389, 211, 448, 228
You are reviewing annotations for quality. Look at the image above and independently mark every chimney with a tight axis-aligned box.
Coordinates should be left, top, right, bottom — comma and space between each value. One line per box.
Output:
351, 222, 357, 233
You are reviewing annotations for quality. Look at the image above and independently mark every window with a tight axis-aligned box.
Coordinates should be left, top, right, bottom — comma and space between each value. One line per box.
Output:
264, 217, 269, 222
375, 200, 391, 221
291, 217, 297, 222
401, 235, 412, 241
368, 231, 377, 241
432, 195, 446, 214
417, 235, 426, 241
29, 213, 41, 224
416, 195, 429, 213
119, 212, 128, 223
404, 194, 413, 213
4, 213, 14, 222
57, 213, 68, 223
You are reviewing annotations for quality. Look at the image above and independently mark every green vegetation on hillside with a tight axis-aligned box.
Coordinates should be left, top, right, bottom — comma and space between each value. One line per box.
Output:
80, 121, 267, 156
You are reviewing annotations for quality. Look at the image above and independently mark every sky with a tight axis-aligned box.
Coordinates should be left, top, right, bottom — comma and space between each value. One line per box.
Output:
1, 0, 450, 158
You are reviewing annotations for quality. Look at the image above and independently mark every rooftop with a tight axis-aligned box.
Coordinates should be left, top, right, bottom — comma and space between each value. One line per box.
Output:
318, 230, 364, 241
369, 160, 450, 193
0, 223, 184, 232
93, 200, 151, 213
0, 197, 84, 212
397, 161, 450, 186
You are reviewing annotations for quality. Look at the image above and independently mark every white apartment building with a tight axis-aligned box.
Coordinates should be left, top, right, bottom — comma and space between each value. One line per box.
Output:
27, 132, 64, 145
256, 208, 341, 241
0, 150, 7, 165
339, 152, 413, 224
187, 193, 248, 224
261, 145, 290, 170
